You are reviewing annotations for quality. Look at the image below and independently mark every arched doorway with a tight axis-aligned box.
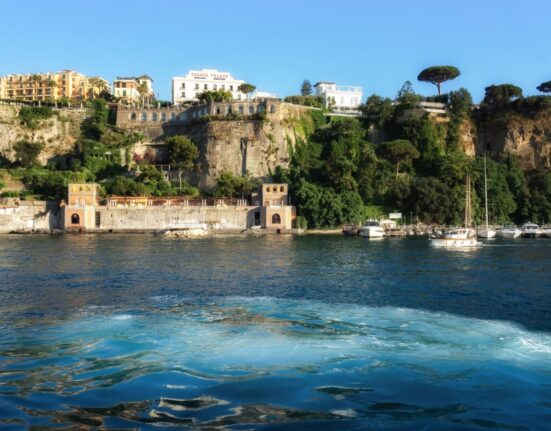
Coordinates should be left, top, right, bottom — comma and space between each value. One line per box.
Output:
272, 213, 281, 224
71, 213, 80, 224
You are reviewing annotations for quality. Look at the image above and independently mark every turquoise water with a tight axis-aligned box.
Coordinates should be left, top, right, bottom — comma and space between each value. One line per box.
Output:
0, 235, 550, 430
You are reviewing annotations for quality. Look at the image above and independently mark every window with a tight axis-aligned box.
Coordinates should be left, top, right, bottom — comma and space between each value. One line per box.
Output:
238, 105, 244, 114
71, 213, 80, 225
266, 186, 271, 192
280, 186, 284, 192
272, 214, 281, 224
230, 85, 234, 91
161, 112, 167, 121
213, 84, 217, 90
130, 112, 137, 120
204, 84, 208, 90
181, 91, 185, 98
151, 112, 158, 121
170, 112, 176, 121
181, 83, 185, 89
123, 90, 127, 97
221, 84, 225, 90
195, 83, 199, 90
248, 105, 254, 114
140, 112, 147, 122
180, 112, 188, 121
95, 212, 101, 227
270, 105, 276, 113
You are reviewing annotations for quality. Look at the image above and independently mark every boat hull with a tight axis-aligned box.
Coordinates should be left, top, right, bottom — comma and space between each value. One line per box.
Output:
477, 228, 496, 239
430, 237, 481, 247
359, 228, 385, 238
497, 229, 521, 239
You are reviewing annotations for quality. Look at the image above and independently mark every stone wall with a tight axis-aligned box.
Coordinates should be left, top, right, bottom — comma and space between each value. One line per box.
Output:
92, 206, 259, 231
0, 200, 60, 233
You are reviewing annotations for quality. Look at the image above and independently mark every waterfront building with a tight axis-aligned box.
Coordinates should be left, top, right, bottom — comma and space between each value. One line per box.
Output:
113, 75, 154, 104
172, 69, 245, 104
314, 81, 363, 115
260, 183, 295, 230
0, 70, 105, 102
61, 183, 100, 230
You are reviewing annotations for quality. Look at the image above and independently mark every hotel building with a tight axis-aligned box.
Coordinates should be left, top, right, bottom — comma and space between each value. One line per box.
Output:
314, 81, 363, 114
172, 69, 245, 104
113, 75, 154, 104
0, 70, 105, 102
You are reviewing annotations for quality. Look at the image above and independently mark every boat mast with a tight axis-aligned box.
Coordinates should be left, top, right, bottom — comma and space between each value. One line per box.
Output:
465, 173, 472, 227
484, 154, 489, 229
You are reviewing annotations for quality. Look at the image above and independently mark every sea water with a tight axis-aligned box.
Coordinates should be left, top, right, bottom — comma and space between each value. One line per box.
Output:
0, 235, 550, 430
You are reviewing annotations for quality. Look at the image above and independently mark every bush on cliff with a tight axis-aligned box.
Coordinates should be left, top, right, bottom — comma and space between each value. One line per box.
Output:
18, 106, 53, 129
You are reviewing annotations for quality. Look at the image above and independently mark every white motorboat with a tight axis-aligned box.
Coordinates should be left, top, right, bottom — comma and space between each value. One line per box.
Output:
430, 228, 480, 247
359, 221, 385, 238
541, 227, 551, 238
497, 225, 521, 239
521, 223, 542, 238
477, 154, 496, 239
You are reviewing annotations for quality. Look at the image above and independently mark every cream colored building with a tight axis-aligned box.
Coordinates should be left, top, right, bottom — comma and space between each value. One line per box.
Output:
172, 69, 245, 104
0, 70, 104, 102
61, 183, 101, 230
113, 75, 154, 104
260, 183, 295, 230
314, 81, 363, 114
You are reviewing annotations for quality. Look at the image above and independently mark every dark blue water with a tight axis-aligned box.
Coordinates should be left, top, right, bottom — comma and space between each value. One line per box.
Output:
0, 235, 550, 430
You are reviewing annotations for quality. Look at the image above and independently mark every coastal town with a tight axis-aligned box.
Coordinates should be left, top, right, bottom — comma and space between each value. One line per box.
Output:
0, 66, 550, 240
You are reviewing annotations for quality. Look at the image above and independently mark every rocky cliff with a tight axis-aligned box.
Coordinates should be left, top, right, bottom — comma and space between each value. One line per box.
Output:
0, 104, 88, 165
473, 111, 551, 170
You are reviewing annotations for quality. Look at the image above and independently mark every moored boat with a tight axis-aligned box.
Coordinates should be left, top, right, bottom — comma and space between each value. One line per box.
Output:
358, 221, 385, 238
497, 225, 521, 239
541, 227, 551, 238
477, 154, 496, 239
521, 223, 542, 239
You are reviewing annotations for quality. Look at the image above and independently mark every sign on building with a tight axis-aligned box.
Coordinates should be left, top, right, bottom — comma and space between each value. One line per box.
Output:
389, 212, 402, 219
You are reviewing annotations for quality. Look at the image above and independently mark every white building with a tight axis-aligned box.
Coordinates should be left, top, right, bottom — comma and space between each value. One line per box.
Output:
249, 90, 278, 100
172, 69, 245, 104
314, 81, 363, 114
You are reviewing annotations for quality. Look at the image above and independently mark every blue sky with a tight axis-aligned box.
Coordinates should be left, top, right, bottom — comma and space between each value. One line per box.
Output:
2, 0, 550, 102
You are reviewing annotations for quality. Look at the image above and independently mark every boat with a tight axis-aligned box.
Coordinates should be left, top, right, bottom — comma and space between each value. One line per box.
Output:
430, 173, 480, 248
358, 221, 385, 238
477, 154, 496, 239
342, 224, 359, 236
497, 225, 521, 239
521, 223, 542, 239
430, 227, 480, 247
542, 227, 551, 238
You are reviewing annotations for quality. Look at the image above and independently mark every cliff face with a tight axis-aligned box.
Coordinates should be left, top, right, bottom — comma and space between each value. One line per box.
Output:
0, 104, 87, 165
473, 111, 551, 170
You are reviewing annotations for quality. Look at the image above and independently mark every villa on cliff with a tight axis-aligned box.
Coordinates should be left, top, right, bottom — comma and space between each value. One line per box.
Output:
60, 182, 296, 232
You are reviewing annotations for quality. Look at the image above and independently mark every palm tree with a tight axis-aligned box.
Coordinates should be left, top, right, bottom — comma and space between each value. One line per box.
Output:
137, 81, 149, 107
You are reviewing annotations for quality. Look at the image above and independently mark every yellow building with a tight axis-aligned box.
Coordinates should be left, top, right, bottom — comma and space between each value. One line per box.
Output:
61, 183, 100, 230
0, 70, 109, 102
260, 183, 296, 230
113, 75, 154, 104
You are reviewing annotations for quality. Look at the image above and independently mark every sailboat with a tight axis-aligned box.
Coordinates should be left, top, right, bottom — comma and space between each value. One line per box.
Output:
430, 173, 480, 247
477, 154, 496, 238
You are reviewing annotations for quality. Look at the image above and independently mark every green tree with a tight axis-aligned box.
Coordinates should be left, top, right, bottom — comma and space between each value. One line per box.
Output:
238, 83, 256, 95
449, 88, 473, 116
417, 66, 461, 95
396, 81, 421, 105
377, 139, 420, 178
359, 94, 395, 129
13, 140, 44, 167
165, 135, 199, 193
214, 170, 260, 199
536, 80, 551, 93
482, 84, 523, 108
301, 80, 313, 96
197, 89, 233, 103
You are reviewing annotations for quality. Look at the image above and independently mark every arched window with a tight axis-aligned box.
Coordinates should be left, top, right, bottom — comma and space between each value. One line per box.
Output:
248, 105, 254, 114
151, 112, 158, 122
272, 213, 281, 224
170, 112, 176, 121
130, 112, 137, 120
71, 213, 80, 224
140, 112, 147, 122
238, 105, 244, 114
160, 112, 167, 121
280, 186, 284, 192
